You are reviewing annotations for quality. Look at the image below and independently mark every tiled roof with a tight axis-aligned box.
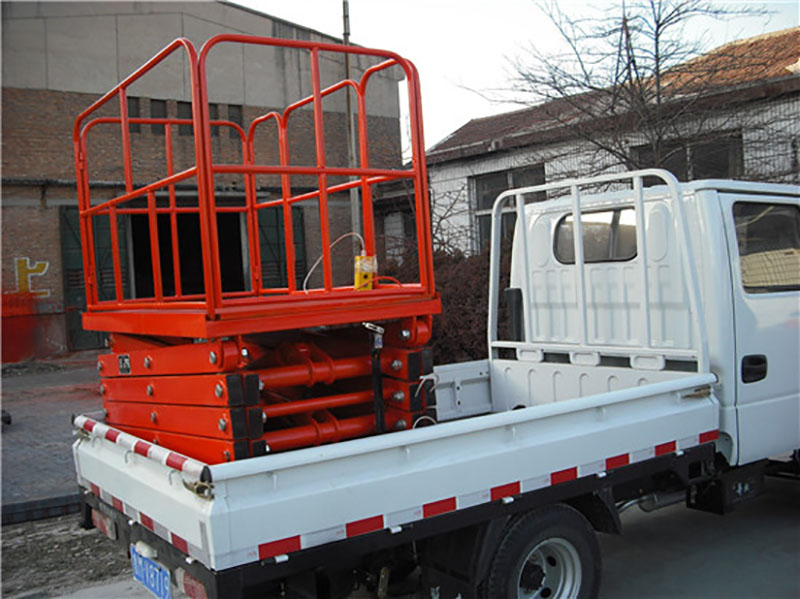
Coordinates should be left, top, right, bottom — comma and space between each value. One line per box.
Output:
427, 27, 800, 164
666, 27, 800, 89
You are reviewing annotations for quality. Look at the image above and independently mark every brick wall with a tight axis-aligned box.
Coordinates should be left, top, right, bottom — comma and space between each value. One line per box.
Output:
1, 205, 64, 305
1, 85, 402, 357
2, 87, 401, 183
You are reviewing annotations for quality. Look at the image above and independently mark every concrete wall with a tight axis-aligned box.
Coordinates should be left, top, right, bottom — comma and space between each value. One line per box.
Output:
1, 1, 400, 116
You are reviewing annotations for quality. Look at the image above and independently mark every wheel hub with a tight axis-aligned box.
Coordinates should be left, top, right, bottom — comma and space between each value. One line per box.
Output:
517, 537, 582, 599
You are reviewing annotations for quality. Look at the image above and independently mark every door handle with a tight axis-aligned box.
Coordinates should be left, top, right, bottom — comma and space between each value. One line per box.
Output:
741, 354, 767, 383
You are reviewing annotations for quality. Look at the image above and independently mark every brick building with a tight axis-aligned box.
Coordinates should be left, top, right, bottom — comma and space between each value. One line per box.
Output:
426, 28, 800, 254
2, 1, 406, 361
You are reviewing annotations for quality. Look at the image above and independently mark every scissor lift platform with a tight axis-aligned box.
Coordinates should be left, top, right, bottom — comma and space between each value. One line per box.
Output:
74, 35, 440, 462
74, 35, 440, 340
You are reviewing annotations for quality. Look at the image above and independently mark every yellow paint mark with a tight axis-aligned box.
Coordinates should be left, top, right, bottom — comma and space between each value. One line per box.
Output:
14, 257, 51, 297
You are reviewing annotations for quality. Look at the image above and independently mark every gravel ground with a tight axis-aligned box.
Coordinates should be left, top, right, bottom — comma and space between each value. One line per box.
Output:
0, 514, 407, 599
1, 362, 66, 378
1, 514, 131, 598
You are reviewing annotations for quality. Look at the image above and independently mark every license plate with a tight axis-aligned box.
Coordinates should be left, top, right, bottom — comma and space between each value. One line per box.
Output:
131, 544, 172, 599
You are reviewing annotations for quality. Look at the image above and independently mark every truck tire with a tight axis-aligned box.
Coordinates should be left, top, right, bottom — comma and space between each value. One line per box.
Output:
485, 504, 600, 599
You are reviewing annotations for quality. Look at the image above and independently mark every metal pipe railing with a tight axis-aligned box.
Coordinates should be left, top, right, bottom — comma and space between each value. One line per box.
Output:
74, 35, 438, 332
487, 169, 709, 373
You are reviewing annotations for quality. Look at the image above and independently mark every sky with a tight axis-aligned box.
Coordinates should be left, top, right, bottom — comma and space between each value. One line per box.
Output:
233, 0, 799, 150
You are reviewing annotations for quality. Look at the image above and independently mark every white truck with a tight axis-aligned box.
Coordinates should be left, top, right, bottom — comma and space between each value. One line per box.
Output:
73, 167, 800, 599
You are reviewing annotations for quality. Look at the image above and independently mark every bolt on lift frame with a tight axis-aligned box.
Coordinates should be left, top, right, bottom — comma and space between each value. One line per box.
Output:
73, 35, 440, 339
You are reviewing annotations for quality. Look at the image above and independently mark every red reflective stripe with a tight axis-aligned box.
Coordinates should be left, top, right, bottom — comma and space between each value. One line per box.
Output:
605, 454, 630, 470
105, 428, 120, 443
655, 441, 677, 456
258, 536, 301, 559
140, 513, 155, 531
166, 452, 188, 471
134, 440, 152, 457
171, 533, 189, 554
491, 481, 520, 501
84, 419, 96, 432
90, 483, 100, 497
423, 497, 457, 518
112, 496, 124, 512
346, 515, 384, 537
699, 430, 719, 443
551, 467, 578, 485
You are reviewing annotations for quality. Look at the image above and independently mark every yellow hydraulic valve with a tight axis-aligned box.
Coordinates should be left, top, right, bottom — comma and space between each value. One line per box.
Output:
354, 254, 377, 291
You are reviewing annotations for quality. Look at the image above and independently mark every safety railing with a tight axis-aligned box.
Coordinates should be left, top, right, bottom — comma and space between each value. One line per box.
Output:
74, 35, 439, 336
487, 169, 709, 373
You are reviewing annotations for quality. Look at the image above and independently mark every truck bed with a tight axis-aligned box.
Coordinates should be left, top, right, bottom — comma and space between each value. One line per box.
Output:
73, 370, 719, 573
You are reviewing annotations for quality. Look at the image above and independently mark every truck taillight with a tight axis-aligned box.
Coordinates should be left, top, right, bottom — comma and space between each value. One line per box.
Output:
176, 568, 208, 599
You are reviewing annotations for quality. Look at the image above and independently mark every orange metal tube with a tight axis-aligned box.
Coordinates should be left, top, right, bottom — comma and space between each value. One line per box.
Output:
108, 206, 124, 302
213, 164, 414, 179
73, 40, 201, 312
407, 62, 435, 295
258, 354, 370, 389
81, 167, 198, 216
356, 89, 376, 256
165, 125, 183, 297
76, 34, 439, 334
118, 90, 134, 194
262, 414, 374, 452
73, 38, 198, 141
147, 191, 164, 301
85, 282, 429, 312
278, 118, 298, 292
243, 123, 262, 295
117, 207, 200, 215
246, 110, 298, 293
309, 48, 333, 291
263, 389, 372, 418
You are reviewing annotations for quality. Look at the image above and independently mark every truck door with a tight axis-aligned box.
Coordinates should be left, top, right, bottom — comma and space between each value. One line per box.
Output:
720, 194, 800, 465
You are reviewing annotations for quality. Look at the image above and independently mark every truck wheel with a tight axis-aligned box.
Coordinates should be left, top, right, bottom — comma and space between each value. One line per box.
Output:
485, 504, 600, 599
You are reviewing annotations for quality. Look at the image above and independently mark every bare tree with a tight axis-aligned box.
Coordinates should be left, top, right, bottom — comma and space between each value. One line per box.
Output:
507, 0, 791, 180
429, 183, 474, 255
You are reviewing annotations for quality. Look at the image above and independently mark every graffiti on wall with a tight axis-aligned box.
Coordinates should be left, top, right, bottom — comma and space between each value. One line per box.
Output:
2, 257, 65, 362
13, 256, 51, 297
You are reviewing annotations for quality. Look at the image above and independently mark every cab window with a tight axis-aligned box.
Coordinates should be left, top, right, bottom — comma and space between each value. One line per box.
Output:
554, 208, 637, 264
733, 202, 800, 293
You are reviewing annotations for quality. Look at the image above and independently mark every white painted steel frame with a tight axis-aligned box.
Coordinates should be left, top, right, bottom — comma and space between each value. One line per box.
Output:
487, 169, 710, 373
74, 372, 717, 571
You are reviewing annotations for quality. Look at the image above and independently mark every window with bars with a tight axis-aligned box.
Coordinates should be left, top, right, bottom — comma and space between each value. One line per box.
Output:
472, 164, 546, 248
150, 99, 166, 135
177, 102, 218, 137
228, 104, 242, 139
208, 103, 219, 137
127, 97, 140, 133
177, 101, 192, 136
632, 134, 743, 186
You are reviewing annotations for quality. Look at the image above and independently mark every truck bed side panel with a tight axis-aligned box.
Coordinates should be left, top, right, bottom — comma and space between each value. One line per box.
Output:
76, 373, 718, 571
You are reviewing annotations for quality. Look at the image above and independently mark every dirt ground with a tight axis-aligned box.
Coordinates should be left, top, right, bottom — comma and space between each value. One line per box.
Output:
1, 514, 131, 598
1, 362, 66, 379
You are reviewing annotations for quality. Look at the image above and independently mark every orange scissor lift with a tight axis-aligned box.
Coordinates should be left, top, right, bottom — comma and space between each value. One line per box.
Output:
74, 35, 440, 464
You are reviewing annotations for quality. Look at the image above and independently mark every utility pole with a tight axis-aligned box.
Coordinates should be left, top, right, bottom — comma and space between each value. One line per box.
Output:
343, 0, 361, 248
